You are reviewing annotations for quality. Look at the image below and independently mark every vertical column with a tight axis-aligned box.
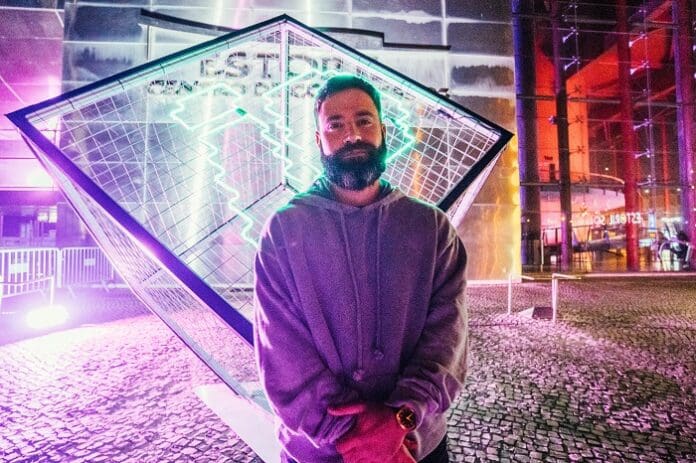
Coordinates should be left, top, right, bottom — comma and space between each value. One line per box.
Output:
551, 0, 573, 271
616, 0, 640, 271
512, 0, 541, 267
673, 0, 696, 265
659, 116, 670, 213
280, 23, 291, 188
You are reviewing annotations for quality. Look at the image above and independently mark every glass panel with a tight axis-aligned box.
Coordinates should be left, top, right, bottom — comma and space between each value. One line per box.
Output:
11, 16, 510, 408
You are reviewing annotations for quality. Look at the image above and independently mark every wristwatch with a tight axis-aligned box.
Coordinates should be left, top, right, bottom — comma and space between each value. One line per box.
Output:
395, 405, 417, 431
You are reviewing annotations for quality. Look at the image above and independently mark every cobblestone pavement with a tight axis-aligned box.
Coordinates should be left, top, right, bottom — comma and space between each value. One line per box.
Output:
1, 279, 695, 463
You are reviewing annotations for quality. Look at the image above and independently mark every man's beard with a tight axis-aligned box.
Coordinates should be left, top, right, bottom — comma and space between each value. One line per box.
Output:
320, 140, 388, 191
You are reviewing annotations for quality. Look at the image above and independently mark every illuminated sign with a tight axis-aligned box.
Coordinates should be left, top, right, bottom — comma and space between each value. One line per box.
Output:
147, 50, 416, 101
148, 52, 336, 97
593, 212, 644, 226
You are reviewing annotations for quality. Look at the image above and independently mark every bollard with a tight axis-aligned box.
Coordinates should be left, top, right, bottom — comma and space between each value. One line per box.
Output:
508, 273, 536, 315
550, 273, 580, 322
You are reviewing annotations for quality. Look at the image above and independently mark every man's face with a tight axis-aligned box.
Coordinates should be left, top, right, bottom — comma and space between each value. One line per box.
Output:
315, 88, 387, 191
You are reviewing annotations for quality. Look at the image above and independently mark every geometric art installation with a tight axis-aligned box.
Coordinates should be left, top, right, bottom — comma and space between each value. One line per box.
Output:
7, 13, 512, 448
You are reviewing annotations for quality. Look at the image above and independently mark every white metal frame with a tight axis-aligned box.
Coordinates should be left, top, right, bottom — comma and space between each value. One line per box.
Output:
507, 272, 580, 322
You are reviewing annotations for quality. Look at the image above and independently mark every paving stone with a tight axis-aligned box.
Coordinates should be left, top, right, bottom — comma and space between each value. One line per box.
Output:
2, 282, 696, 461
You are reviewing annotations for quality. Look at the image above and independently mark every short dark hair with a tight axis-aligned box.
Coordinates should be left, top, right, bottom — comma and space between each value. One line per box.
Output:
314, 74, 382, 122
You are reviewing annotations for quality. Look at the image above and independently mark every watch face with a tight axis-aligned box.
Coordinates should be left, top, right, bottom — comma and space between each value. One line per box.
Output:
397, 407, 417, 430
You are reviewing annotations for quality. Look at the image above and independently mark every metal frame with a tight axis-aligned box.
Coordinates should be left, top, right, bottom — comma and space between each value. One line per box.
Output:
7, 13, 512, 352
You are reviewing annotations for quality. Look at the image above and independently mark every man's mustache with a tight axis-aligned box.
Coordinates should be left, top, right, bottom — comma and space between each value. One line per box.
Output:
333, 141, 378, 160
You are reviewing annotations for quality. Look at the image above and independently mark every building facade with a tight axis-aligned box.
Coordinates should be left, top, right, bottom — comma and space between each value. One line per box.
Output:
1, 0, 518, 280
7, 1, 694, 276
515, 0, 696, 272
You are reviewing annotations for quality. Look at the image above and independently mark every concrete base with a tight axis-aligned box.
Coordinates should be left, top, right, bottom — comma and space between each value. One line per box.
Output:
195, 384, 281, 463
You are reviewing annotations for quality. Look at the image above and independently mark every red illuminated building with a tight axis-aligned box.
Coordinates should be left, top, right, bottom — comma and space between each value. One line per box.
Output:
515, 0, 696, 272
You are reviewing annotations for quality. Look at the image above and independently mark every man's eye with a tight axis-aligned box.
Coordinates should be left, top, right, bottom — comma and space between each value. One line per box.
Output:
327, 122, 343, 130
357, 118, 373, 126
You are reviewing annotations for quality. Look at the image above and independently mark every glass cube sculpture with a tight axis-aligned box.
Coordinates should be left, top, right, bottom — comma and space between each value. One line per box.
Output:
8, 15, 512, 410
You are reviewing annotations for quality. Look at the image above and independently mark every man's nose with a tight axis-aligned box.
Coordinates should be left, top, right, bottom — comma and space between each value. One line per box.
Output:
344, 122, 362, 143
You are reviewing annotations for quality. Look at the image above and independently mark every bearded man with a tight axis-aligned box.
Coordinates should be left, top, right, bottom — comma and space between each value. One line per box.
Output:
254, 74, 468, 463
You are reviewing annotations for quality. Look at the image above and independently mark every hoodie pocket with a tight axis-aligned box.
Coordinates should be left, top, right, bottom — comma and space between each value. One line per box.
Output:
349, 372, 399, 401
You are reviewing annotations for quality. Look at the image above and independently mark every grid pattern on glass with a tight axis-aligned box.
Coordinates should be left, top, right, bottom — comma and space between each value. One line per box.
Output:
33, 145, 260, 398
279, 28, 501, 204
180, 185, 292, 322
12, 16, 510, 406
53, 42, 287, 257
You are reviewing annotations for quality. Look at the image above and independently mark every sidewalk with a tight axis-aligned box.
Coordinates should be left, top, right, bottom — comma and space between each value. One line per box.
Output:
1, 279, 695, 462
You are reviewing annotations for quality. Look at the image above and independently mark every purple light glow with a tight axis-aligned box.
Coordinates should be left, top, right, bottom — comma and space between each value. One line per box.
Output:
0, 159, 54, 189
26, 305, 69, 330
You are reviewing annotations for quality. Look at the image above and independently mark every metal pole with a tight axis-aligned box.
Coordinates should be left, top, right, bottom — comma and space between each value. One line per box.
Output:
551, 276, 558, 323
508, 272, 513, 315
49, 276, 55, 306
280, 23, 291, 188
56, 248, 63, 289
659, 115, 671, 213
512, 0, 542, 267
540, 229, 545, 272
617, 0, 640, 271
551, 0, 574, 272
673, 0, 696, 266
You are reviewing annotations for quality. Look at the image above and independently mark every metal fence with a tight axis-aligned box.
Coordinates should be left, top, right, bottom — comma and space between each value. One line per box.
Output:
0, 247, 118, 311
0, 248, 59, 311
58, 247, 116, 289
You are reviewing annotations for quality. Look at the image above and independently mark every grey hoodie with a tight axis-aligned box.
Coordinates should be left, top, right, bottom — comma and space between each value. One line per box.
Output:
254, 178, 468, 462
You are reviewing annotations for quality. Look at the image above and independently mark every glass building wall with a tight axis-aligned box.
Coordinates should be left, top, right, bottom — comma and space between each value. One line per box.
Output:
515, 0, 696, 272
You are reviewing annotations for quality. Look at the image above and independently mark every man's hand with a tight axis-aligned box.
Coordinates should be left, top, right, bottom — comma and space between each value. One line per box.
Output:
328, 403, 415, 463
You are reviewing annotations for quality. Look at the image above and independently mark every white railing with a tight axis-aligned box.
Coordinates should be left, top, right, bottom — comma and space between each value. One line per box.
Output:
0, 248, 59, 293
0, 248, 59, 311
59, 247, 116, 289
0, 246, 117, 310
0, 275, 56, 313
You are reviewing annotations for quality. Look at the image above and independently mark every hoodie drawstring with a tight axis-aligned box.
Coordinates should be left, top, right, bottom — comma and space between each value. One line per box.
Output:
340, 213, 365, 381
373, 205, 384, 361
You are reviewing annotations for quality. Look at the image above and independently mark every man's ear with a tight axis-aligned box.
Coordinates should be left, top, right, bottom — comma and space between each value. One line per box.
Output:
315, 130, 321, 149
